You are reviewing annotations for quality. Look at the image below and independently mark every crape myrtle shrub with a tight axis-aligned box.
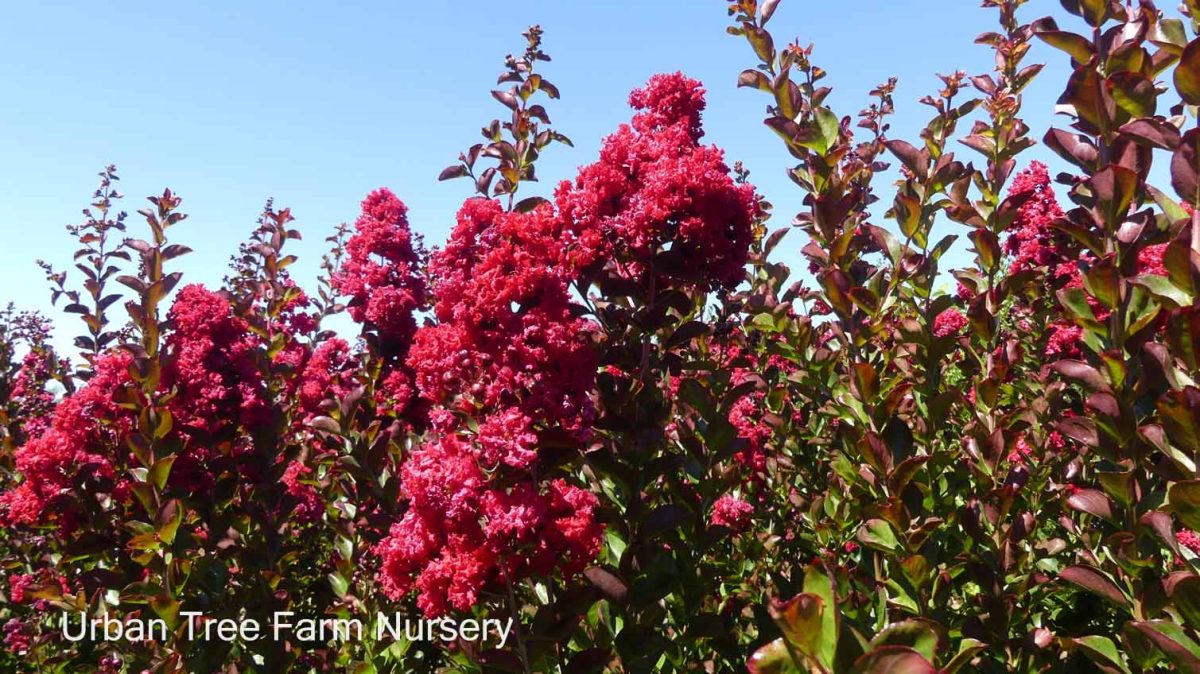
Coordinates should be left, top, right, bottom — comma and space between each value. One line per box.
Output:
2, 1, 1200, 672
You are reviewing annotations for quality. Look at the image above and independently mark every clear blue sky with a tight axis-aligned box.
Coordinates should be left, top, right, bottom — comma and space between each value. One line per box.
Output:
0, 1, 1134, 350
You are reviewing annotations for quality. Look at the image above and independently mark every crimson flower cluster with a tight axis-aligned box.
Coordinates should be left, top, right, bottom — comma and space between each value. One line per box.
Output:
555, 72, 759, 290
1002, 164, 1173, 358
710, 493, 754, 532
375, 73, 759, 617
1, 282, 343, 526
332, 188, 427, 416
1, 350, 131, 526
377, 198, 601, 616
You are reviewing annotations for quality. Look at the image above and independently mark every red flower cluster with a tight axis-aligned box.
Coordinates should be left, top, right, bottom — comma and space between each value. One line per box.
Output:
378, 197, 602, 616
2, 619, 30, 654
1, 351, 132, 525
710, 494, 753, 532
281, 461, 323, 524
9, 351, 56, 441
410, 198, 597, 453
3, 284, 306, 524
164, 284, 270, 436
1137, 243, 1168, 277
933, 309, 968, 338
332, 189, 427, 415
709, 338, 796, 478
1004, 162, 1068, 275
375, 435, 600, 616
555, 72, 758, 290
295, 338, 354, 418
333, 189, 427, 348
1178, 529, 1200, 555
162, 284, 275, 488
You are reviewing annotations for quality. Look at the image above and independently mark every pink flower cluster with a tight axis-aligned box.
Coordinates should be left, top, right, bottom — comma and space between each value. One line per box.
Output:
555, 72, 758, 290
296, 338, 354, 418
281, 461, 323, 524
161, 284, 274, 488
164, 284, 270, 435
709, 338, 795, 478
1179, 529, 1200, 554
1003, 163, 1177, 359
333, 189, 427, 348
9, 350, 56, 441
375, 73, 763, 611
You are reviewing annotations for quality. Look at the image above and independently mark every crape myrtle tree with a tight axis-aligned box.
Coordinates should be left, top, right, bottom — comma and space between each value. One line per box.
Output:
0, 1, 1198, 673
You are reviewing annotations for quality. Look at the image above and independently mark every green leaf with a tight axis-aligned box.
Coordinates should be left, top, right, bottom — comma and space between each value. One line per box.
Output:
150, 593, 181, 628
1170, 576, 1200, 628
156, 499, 183, 545
1160, 396, 1200, 465
1149, 185, 1192, 223
1170, 481, 1200, 531
870, 620, 938, 662
1176, 39, 1200, 105
1091, 165, 1139, 229
797, 107, 841, 155
1059, 565, 1131, 609
1057, 286, 1105, 333
328, 572, 350, 598
1131, 273, 1192, 307
1084, 259, 1121, 310
770, 594, 826, 668
1174, 129, 1200, 206
1060, 0, 1111, 26
1107, 72, 1156, 119
942, 639, 987, 673
1071, 635, 1133, 674
858, 519, 901, 554
1067, 488, 1117, 522
748, 638, 802, 674
1035, 25, 1095, 63
802, 565, 838, 671
969, 229, 1001, 271
851, 646, 937, 673
1129, 621, 1200, 671
148, 455, 176, 491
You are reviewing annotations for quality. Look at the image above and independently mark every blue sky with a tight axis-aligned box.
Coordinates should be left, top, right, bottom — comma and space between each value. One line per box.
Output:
0, 1, 1119, 350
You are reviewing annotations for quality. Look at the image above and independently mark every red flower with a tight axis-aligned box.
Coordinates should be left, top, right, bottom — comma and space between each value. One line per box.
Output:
281, 462, 323, 524
1004, 162, 1068, 277
710, 494, 754, 531
410, 199, 597, 441
2, 618, 31, 654
1, 350, 133, 526
333, 188, 427, 418
556, 73, 759, 290
373, 433, 601, 616
7, 574, 32, 604
1178, 528, 1200, 554
933, 309, 968, 337
164, 284, 269, 435
296, 338, 354, 417
1138, 243, 1168, 277
332, 189, 427, 349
